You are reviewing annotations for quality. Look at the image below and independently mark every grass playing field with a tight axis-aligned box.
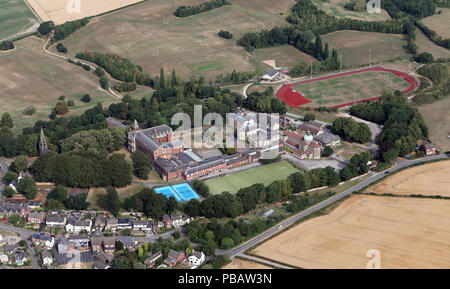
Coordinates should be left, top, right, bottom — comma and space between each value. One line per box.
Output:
0, 0, 39, 41
0, 37, 119, 133
322, 31, 409, 67
311, 0, 391, 22
56, 0, 296, 80
421, 8, 450, 39
204, 161, 300, 195
292, 70, 411, 107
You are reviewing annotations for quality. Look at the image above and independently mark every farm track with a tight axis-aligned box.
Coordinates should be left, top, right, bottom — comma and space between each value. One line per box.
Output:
41, 34, 122, 100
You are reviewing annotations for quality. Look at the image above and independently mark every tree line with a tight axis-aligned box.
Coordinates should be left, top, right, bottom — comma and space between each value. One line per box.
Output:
76, 51, 154, 88
174, 0, 230, 17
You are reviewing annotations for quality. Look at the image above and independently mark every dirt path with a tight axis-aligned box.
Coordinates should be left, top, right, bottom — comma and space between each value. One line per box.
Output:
41, 34, 122, 99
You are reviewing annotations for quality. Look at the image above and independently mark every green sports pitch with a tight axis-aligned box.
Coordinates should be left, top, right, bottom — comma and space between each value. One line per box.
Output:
0, 0, 38, 41
204, 161, 300, 195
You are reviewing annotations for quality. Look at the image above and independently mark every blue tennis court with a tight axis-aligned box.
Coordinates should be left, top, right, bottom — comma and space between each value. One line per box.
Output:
172, 183, 200, 202
154, 186, 183, 202
154, 183, 200, 202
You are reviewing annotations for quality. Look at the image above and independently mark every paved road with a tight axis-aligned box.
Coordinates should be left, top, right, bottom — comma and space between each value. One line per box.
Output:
218, 153, 449, 258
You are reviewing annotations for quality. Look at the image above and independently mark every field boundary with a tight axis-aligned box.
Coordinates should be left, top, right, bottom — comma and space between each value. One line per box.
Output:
276, 66, 420, 109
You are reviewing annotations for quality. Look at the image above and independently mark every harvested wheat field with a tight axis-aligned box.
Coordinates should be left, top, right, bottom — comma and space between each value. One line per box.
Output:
26, 0, 143, 24
223, 258, 273, 269
252, 195, 450, 268
369, 160, 450, 197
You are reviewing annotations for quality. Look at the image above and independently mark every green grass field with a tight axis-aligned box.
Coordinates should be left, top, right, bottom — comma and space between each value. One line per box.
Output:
0, 0, 39, 41
205, 161, 300, 195
56, 0, 295, 80
322, 31, 409, 67
0, 37, 119, 133
293, 70, 410, 107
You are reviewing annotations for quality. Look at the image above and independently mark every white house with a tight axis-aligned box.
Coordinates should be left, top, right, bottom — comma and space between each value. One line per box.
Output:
42, 251, 53, 266
188, 251, 205, 267
66, 219, 92, 233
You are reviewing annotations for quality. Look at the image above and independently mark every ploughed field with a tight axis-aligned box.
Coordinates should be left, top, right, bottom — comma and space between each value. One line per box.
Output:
251, 194, 450, 268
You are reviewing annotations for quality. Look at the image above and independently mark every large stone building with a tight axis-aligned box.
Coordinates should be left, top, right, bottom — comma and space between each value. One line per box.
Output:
127, 124, 184, 160
283, 130, 322, 159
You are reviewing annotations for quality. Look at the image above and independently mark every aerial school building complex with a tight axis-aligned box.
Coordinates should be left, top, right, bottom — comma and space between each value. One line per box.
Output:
125, 114, 281, 182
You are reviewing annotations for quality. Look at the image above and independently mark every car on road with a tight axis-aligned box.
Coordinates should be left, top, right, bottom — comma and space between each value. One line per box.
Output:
277, 225, 283, 230
385, 171, 390, 174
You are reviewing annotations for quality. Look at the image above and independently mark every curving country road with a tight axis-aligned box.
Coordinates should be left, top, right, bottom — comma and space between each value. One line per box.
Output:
218, 153, 449, 259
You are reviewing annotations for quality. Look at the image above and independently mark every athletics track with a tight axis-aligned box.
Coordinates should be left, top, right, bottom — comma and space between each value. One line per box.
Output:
275, 66, 419, 109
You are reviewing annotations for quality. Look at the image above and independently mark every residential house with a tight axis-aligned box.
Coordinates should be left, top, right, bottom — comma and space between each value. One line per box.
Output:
102, 237, 115, 255
144, 251, 162, 268
106, 218, 118, 232
31, 234, 54, 249
163, 249, 185, 267
420, 141, 437, 156
65, 219, 92, 233
91, 237, 102, 253
170, 213, 183, 228
117, 218, 133, 230
27, 212, 45, 226
94, 215, 107, 231
41, 251, 53, 266
133, 220, 148, 233
45, 215, 66, 227
162, 215, 173, 229
14, 250, 28, 266
188, 251, 205, 267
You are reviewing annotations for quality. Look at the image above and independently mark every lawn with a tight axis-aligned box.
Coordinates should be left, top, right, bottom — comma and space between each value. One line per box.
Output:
0, 37, 119, 133
0, 0, 39, 41
204, 160, 300, 195
322, 31, 409, 67
56, 0, 295, 80
251, 44, 316, 71
292, 70, 410, 108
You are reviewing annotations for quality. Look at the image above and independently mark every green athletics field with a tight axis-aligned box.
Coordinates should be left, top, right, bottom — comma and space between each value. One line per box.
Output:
293, 70, 411, 107
205, 161, 300, 195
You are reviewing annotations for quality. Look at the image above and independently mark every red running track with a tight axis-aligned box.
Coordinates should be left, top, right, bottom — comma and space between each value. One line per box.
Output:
276, 66, 419, 109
